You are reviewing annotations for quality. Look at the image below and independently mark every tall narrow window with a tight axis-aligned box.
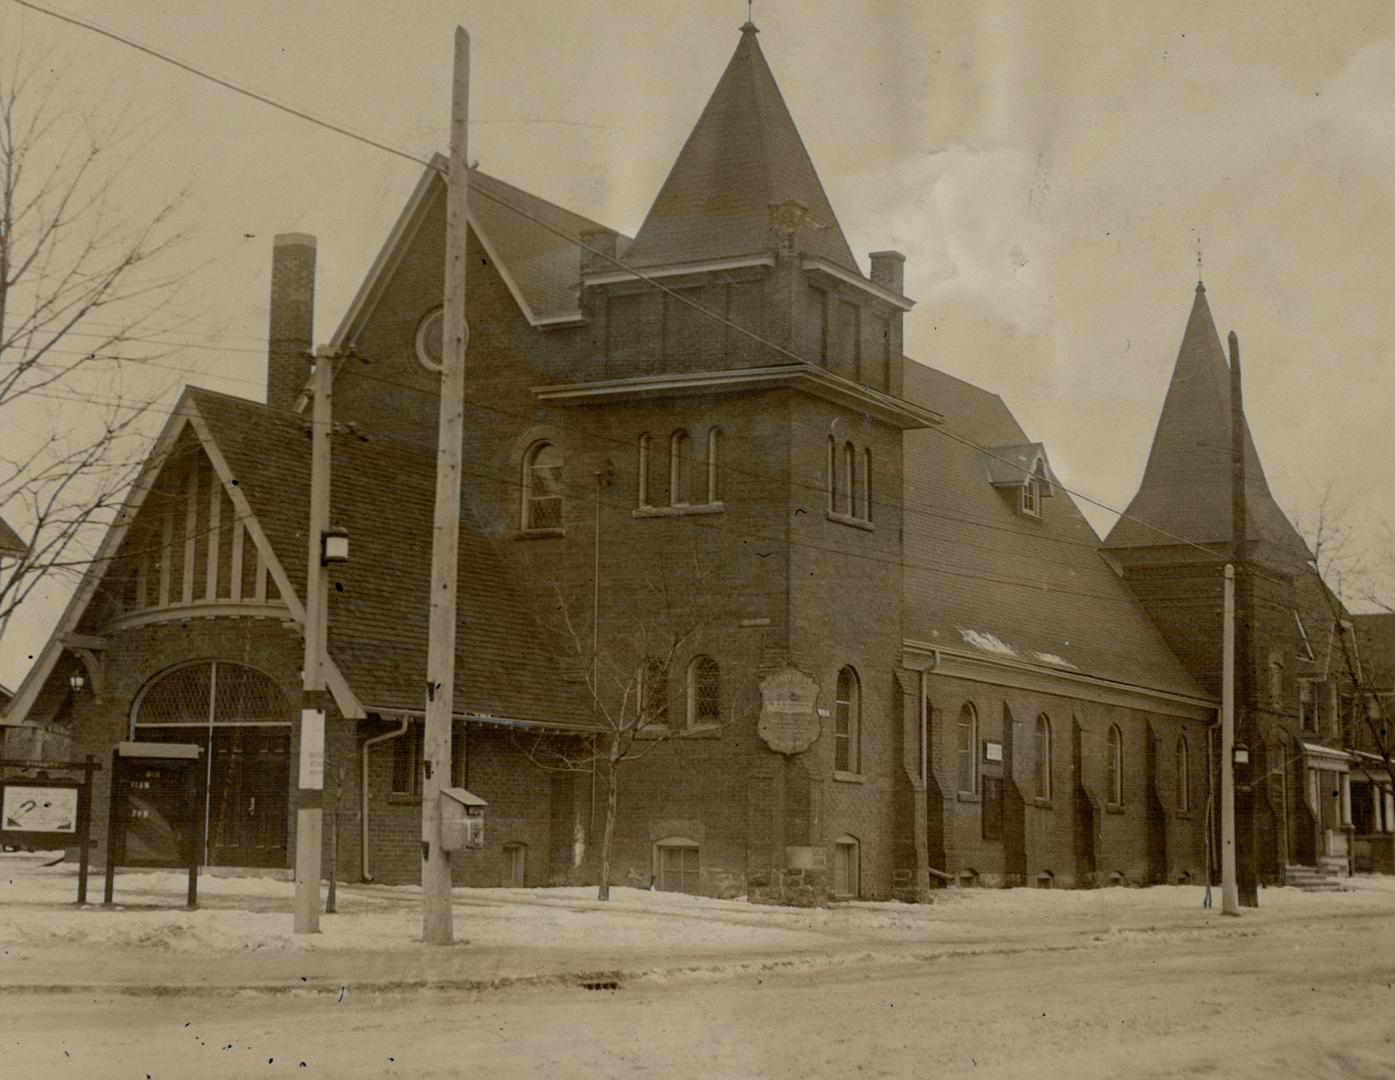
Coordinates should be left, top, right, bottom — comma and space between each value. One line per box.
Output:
1107, 725, 1124, 807
844, 442, 856, 517
860, 447, 872, 522
706, 428, 721, 504
392, 723, 423, 797
687, 655, 720, 729
1034, 714, 1052, 800
523, 442, 563, 531
640, 657, 669, 728
670, 430, 692, 507
835, 666, 860, 774
637, 433, 651, 508
655, 837, 700, 893
833, 835, 860, 898
957, 703, 978, 794
1176, 736, 1190, 814
827, 435, 838, 512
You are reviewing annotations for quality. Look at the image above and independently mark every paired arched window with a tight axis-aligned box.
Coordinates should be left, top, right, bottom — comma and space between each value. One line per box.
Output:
522, 441, 564, 531
1107, 725, 1124, 806
827, 436, 872, 523
1034, 714, 1052, 800
957, 702, 978, 794
1176, 736, 1190, 814
638, 428, 720, 509
687, 655, 720, 729
834, 666, 860, 774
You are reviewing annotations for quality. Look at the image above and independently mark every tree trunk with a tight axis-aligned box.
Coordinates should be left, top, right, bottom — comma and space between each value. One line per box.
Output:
598, 760, 619, 901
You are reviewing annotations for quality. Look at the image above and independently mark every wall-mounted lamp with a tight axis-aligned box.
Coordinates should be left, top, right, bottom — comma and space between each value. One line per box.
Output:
321, 526, 350, 565
1233, 743, 1250, 767
68, 670, 86, 694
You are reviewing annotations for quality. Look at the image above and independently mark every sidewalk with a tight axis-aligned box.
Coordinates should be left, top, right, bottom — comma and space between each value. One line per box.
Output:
4, 853, 1393, 997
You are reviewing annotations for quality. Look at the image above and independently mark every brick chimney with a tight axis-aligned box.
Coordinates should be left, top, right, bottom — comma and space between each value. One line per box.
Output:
266, 233, 317, 413
868, 250, 905, 295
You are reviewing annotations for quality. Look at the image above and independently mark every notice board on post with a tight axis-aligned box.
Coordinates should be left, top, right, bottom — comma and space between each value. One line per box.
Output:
105, 741, 204, 908
0, 756, 100, 904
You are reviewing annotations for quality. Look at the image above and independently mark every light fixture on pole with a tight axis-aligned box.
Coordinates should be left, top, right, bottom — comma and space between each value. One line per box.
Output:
321, 526, 350, 565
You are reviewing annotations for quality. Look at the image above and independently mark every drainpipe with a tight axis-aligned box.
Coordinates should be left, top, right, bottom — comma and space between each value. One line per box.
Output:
361, 716, 411, 882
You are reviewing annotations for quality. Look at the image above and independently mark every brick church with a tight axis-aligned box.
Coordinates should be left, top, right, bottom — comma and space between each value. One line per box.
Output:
6, 20, 1390, 898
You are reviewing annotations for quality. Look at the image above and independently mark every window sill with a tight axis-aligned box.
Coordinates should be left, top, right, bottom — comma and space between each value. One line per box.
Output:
833, 770, 864, 784
635, 723, 671, 740
956, 790, 980, 803
387, 792, 421, 806
514, 527, 565, 541
1105, 803, 1125, 815
634, 502, 725, 519
825, 510, 874, 531
1174, 811, 1192, 821
1032, 797, 1053, 809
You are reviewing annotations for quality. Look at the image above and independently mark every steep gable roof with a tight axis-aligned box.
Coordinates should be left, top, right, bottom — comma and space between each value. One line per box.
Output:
1103, 283, 1309, 555
331, 161, 625, 347
621, 23, 858, 273
902, 359, 1206, 701
0, 514, 25, 558
190, 388, 594, 728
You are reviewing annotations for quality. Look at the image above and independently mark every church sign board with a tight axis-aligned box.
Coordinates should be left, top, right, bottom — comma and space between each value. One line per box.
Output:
758, 667, 821, 756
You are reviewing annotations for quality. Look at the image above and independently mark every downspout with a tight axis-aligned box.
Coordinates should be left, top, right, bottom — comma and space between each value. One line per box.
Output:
361, 716, 411, 882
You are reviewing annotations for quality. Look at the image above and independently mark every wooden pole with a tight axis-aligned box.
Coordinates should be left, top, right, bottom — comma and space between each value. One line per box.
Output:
1229, 329, 1259, 907
293, 348, 331, 934
1222, 563, 1240, 916
422, 26, 469, 946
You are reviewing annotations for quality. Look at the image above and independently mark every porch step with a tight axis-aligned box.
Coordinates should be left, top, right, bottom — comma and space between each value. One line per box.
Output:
1283, 864, 1347, 892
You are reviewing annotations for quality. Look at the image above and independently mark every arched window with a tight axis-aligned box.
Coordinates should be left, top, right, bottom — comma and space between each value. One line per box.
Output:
522, 442, 563, 531
860, 447, 872, 522
654, 836, 699, 893
1034, 714, 1052, 800
827, 435, 838, 512
957, 702, 978, 794
670, 430, 692, 506
706, 429, 721, 504
687, 655, 720, 729
843, 442, 856, 516
835, 666, 860, 774
637, 433, 652, 508
833, 834, 860, 898
1107, 724, 1124, 806
1176, 736, 1190, 813
639, 657, 669, 728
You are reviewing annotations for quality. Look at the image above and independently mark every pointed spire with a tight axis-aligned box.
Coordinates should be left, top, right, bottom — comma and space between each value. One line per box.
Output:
1103, 283, 1307, 555
622, 22, 858, 271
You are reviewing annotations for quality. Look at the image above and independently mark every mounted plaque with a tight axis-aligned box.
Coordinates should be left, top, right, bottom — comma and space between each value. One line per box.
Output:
757, 667, 821, 756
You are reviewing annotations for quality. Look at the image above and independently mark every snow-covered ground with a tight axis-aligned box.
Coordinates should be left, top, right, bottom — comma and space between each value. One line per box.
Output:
5, 854, 1395, 1077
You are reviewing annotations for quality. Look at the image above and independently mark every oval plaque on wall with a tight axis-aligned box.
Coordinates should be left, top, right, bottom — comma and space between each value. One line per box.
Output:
758, 667, 821, 755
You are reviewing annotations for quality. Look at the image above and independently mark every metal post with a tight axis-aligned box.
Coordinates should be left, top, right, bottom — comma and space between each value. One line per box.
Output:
422, 26, 470, 946
293, 348, 332, 934
1222, 564, 1240, 917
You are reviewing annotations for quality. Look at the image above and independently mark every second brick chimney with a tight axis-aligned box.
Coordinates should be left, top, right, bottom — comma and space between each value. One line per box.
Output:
266, 233, 317, 413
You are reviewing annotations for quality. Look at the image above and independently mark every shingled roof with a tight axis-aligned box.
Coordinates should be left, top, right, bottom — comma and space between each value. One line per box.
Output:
621, 22, 859, 272
1103, 283, 1309, 556
189, 387, 594, 728
902, 360, 1205, 700
0, 514, 26, 558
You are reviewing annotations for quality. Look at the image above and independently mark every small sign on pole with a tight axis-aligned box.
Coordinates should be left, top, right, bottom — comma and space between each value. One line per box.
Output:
299, 708, 325, 791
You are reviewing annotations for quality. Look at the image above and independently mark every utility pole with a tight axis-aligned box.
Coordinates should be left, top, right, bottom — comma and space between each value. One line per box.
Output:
421, 26, 470, 946
1221, 563, 1240, 916
294, 346, 333, 934
1229, 329, 1260, 907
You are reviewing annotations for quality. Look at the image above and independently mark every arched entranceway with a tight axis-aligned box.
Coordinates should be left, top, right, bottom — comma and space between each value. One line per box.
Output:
132, 661, 291, 868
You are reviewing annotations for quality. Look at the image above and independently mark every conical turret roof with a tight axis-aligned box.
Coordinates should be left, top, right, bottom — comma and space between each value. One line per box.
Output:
622, 22, 859, 272
1103, 283, 1308, 555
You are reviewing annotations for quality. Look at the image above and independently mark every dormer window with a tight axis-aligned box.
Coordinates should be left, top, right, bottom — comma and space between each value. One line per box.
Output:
986, 443, 1055, 519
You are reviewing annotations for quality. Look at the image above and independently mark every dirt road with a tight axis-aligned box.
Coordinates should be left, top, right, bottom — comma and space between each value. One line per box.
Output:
7, 904, 1395, 1079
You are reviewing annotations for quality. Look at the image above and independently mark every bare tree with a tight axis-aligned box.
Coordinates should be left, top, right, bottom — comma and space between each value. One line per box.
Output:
516, 557, 763, 901
0, 46, 185, 643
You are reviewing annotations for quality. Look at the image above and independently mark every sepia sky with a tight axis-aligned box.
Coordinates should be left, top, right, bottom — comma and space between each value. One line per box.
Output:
2, 0, 1393, 687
